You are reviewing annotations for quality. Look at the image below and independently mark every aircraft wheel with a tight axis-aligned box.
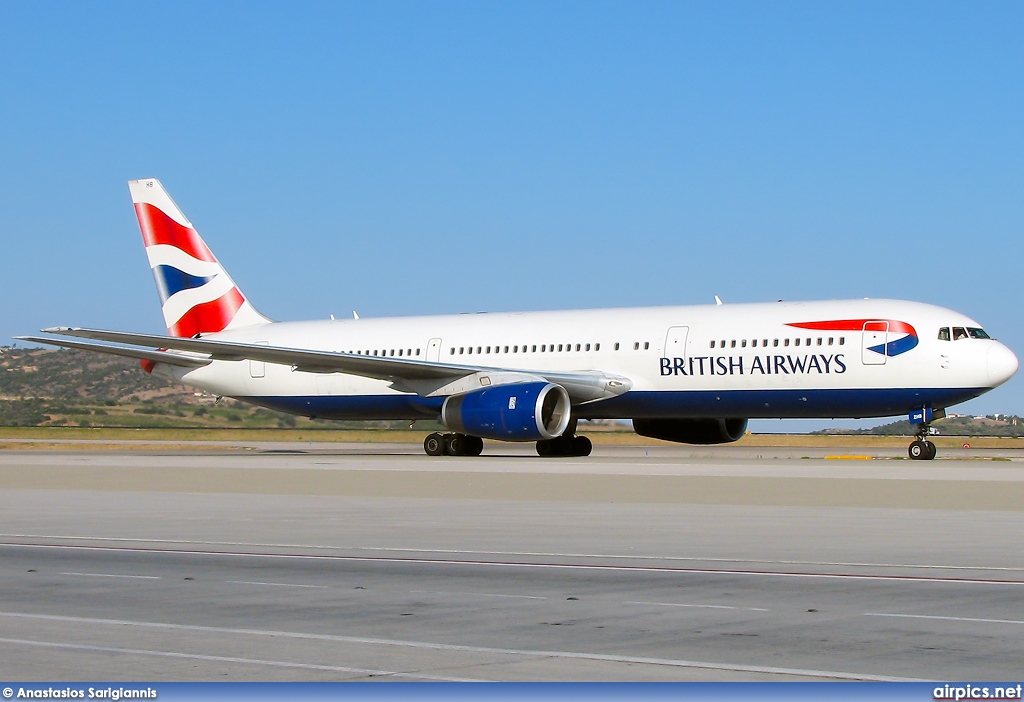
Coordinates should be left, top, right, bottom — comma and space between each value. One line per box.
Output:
536, 439, 553, 457
446, 433, 466, 456
424, 433, 445, 456
923, 440, 937, 460
573, 436, 593, 457
908, 440, 925, 460
465, 436, 484, 456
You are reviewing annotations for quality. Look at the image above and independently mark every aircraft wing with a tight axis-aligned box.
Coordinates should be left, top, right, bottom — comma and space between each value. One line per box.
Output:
23, 327, 631, 402
15, 335, 210, 368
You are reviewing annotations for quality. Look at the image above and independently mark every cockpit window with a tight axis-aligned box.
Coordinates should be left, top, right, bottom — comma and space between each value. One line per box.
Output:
952, 327, 968, 340
967, 327, 991, 339
938, 328, 950, 341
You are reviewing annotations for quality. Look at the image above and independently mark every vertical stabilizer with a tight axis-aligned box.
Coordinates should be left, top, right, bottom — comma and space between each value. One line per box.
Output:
129, 178, 272, 337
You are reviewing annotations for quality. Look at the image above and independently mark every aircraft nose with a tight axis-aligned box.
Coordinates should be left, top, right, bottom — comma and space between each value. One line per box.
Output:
987, 343, 1019, 387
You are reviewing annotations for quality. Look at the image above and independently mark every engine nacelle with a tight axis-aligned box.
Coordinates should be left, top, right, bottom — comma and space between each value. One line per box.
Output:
633, 418, 748, 445
441, 382, 571, 442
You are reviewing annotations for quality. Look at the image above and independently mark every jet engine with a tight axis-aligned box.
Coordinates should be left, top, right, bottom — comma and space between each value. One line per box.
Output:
441, 382, 571, 442
632, 418, 748, 444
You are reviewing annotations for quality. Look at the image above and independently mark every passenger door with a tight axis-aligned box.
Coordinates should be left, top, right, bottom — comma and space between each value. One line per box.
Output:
861, 321, 888, 365
426, 338, 442, 362
664, 326, 689, 362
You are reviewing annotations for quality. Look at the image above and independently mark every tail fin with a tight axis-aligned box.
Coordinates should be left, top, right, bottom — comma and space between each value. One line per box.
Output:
128, 178, 272, 337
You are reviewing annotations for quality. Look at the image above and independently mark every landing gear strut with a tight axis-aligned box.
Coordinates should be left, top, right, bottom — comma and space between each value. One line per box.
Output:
908, 426, 937, 461
423, 432, 484, 457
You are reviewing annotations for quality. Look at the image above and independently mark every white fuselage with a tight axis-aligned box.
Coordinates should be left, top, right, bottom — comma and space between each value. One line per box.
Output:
162, 298, 1017, 422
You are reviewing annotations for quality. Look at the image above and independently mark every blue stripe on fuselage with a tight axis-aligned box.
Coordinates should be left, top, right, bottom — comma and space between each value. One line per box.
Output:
242, 386, 988, 422
867, 334, 919, 358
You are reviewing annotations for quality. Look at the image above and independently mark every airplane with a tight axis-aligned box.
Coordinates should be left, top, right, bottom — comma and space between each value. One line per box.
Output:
19, 178, 1018, 460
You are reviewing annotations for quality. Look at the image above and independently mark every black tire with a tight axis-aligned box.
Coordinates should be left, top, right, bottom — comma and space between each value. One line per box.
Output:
465, 436, 484, 456
923, 440, 937, 460
446, 433, 465, 456
424, 433, 445, 456
573, 436, 593, 457
908, 440, 925, 460
536, 439, 553, 457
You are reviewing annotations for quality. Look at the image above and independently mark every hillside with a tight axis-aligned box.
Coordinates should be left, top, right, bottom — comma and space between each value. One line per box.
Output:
813, 414, 1024, 437
0, 346, 428, 430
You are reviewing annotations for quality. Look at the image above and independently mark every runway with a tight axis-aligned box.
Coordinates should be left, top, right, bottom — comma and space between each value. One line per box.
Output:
0, 444, 1022, 681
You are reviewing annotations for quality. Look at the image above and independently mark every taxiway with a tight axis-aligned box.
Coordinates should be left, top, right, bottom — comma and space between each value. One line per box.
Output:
0, 444, 1021, 681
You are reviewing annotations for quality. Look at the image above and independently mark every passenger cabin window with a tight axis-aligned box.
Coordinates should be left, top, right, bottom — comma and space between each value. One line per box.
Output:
938, 328, 950, 341
644, 342, 650, 350
710, 340, 715, 348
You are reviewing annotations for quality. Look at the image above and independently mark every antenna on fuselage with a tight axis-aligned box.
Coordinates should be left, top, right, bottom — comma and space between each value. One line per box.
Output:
714, 295, 724, 305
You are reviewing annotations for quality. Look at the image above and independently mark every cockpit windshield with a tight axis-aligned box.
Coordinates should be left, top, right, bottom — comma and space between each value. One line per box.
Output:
939, 326, 992, 341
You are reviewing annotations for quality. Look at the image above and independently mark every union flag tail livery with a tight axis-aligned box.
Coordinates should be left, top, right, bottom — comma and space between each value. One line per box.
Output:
129, 178, 271, 338
20, 178, 1018, 461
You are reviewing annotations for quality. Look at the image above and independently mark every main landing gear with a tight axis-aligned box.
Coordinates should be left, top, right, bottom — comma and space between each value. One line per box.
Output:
536, 435, 592, 457
908, 426, 937, 461
423, 432, 484, 457
421, 432, 593, 457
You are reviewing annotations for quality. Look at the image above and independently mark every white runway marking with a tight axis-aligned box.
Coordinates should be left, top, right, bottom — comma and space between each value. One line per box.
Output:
626, 600, 769, 612
228, 581, 330, 589
5, 533, 1022, 572
61, 572, 161, 580
0, 611, 921, 682
411, 590, 547, 600
8, 542, 1022, 586
0, 636, 479, 682
865, 613, 1024, 626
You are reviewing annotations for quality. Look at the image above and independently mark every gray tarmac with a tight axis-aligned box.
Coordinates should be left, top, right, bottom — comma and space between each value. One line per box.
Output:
0, 444, 1022, 681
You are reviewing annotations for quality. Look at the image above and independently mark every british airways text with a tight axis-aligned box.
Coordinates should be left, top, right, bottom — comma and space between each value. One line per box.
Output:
659, 354, 847, 376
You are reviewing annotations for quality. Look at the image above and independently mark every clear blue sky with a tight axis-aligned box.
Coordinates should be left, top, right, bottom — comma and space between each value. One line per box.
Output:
2, 1, 1021, 426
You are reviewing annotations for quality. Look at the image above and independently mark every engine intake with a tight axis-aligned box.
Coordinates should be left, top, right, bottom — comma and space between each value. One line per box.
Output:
442, 382, 571, 442
633, 418, 748, 444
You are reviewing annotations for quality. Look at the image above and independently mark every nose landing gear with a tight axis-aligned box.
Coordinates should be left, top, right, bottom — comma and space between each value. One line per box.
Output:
908, 424, 937, 461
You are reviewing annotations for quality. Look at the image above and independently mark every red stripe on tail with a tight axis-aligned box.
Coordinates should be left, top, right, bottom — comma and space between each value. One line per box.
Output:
168, 287, 245, 338
135, 203, 217, 262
